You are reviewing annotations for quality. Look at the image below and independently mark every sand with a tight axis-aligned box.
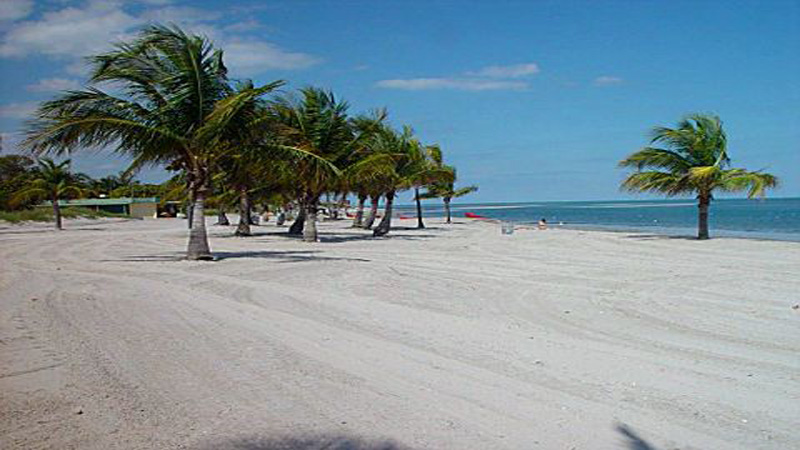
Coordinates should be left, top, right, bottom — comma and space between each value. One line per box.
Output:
1, 216, 798, 449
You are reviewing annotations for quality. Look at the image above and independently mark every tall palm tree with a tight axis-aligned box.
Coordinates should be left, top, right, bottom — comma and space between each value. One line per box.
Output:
22, 24, 284, 260
619, 114, 778, 239
12, 158, 86, 230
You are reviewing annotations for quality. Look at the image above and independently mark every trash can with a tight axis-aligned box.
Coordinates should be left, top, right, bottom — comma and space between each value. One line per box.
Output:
501, 221, 514, 235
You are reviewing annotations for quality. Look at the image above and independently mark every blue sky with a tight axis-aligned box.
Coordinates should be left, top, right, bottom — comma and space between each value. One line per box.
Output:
0, 0, 797, 203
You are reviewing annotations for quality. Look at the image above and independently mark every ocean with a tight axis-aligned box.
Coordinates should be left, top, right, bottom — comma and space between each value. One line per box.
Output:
398, 197, 800, 242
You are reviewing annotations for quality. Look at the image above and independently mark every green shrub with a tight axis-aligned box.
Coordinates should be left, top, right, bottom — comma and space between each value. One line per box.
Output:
0, 207, 126, 223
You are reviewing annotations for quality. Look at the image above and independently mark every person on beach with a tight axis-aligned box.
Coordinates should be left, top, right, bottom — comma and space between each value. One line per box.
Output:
538, 218, 547, 230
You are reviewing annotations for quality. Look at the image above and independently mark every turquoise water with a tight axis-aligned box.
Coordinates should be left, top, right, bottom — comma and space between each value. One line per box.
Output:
400, 197, 800, 241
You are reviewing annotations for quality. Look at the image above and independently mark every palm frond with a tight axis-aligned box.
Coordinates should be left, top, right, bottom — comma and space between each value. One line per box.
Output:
620, 171, 692, 196
718, 169, 779, 198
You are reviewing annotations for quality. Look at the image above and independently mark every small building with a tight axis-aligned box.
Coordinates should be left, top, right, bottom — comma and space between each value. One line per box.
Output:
53, 197, 159, 219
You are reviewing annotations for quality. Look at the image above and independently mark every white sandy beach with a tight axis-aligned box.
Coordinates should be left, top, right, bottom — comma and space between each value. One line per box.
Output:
1, 217, 798, 449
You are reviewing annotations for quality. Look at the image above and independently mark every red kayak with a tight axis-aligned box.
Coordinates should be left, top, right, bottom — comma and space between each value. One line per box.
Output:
464, 212, 487, 219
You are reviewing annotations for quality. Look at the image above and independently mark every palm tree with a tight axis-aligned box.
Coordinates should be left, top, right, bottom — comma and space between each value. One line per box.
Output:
0, 155, 37, 210
619, 114, 778, 239
412, 144, 457, 229
22, 24, 285, 260
361, 192, 381, 230
420, 180, 478, 224
340, 111, 389, 228
367, 126, 452, 236
366, 126, 411, 237
269, 87, 364, 242
12, 158, 86, 230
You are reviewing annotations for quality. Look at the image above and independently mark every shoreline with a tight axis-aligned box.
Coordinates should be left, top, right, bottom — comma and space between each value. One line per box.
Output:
394, 197, 800, 242
4, 214, 800, 244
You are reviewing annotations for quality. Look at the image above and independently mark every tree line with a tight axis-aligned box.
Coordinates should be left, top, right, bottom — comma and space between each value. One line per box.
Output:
15, 24, 476, 259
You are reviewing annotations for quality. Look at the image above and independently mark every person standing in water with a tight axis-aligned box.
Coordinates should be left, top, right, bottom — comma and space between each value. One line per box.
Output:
538, 218, 548, 230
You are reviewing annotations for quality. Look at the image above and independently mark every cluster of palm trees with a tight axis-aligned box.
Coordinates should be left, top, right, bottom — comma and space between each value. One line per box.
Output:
22, 25, 472, 260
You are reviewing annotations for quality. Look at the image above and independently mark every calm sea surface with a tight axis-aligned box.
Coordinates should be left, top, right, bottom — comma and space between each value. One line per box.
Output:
398, 197, 800, 242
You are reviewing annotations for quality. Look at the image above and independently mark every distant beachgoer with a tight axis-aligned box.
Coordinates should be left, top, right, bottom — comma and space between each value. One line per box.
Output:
538, 218, 547, 230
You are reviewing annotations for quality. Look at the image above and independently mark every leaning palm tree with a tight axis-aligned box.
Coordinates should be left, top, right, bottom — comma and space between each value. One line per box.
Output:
619, 114, 778, 239
269, 88, 366, 242
370, 126, 452, 236
420, 179, 478, 224
11, 158, 86, 230
412, 144, 456, 229
22, 24, 285, 260
367, 125, 412, 237
340, 111, 389, 228
361, 190, 382, 230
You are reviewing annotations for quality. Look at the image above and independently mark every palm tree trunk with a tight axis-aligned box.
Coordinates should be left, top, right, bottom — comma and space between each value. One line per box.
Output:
444, 197, 452, 224
288, 204, 305, 235
235, 188, 252, 236
303, 196, 319, 242
373, 190, 395, 237
362, 194, 379, 229
216, 209, 229, 226
352, 194, 366, 227
697, 194, 711, 240
187, 186, 213, 260
52, 196, 62, 230
415, 187, 425, 229
186, 197, 193, 229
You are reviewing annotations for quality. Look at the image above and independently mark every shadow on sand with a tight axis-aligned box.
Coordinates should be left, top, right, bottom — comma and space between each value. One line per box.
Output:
103, 249, 371, 263
616, 423, 660, 450
194, 434, 412, 450
193, 424, 664, 449
214, 250, 370, 263
212, 228, 440, 244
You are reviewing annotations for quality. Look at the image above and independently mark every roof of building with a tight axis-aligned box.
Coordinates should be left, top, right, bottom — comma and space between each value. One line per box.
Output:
48, 197, 160, 206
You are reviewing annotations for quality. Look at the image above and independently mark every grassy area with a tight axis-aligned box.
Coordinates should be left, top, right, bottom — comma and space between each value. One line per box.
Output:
0, 207, 127, 223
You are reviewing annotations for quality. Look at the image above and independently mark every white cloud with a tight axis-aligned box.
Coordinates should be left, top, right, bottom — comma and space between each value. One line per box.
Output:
139, 6, 221, 24
0, 1, 138, 58
377, 61, 540, 92
223, 20, 262, 33
0, 0, 33, 22
222, 39, 319, 74
0, 101, 38, 119
468, 63, 540, 78
594, 76, 623, 86
65, 60, 92, 76
376, 78, 528, 91
26, 77, 82, 92
0, 1, 320, 77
